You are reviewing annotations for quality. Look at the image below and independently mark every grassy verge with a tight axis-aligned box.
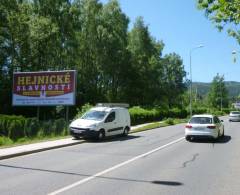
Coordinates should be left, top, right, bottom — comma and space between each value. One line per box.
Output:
131, 118, 188, 133
0, 135, 71, 149
0, 118, 188, 148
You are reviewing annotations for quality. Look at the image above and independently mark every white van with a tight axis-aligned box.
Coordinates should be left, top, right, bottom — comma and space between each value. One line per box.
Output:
69, 103, 131, 140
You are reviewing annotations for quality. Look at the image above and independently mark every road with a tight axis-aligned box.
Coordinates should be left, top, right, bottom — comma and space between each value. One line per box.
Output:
0, 116, 240, 195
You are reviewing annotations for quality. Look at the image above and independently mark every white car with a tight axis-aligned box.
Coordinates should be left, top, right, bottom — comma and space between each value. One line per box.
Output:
229, 111, 240, 122
185, 114, 224, 141
69, 103, 131, 140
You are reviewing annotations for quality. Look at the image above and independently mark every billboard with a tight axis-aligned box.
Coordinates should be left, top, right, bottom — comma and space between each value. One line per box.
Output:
12, 70, 76, 106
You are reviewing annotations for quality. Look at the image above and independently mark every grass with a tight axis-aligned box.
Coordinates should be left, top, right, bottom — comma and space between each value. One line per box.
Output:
0, 135, 71, 149
131, 118, 188, 133
0, 118, 189, 148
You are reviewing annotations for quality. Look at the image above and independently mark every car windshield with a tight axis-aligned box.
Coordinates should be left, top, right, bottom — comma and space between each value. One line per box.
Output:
231, 111, 240, 114
81, 110, 107, 121
189, 117, 212, 124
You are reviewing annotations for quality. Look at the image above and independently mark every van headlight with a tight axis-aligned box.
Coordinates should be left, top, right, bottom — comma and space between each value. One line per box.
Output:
88, 124, 97, 129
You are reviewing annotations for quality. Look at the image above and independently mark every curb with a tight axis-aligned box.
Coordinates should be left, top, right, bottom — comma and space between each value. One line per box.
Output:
0, 140, 85, 160
0, 121, 164, 160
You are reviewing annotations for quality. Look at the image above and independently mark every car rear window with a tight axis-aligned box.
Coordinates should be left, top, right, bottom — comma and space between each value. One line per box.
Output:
189, 117, 212, 124
231, 111, 240, 114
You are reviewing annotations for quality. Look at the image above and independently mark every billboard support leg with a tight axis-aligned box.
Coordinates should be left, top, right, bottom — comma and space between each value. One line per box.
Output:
37, 106, 40, 120
66, 106, 69, 122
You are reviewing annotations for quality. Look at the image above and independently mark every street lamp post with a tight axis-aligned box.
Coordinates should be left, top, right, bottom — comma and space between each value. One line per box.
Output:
189, 44, 204, 117
232, 50, 240, 63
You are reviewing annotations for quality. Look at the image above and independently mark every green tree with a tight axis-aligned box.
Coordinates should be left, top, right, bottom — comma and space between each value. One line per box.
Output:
162, 53, 186, 108
97, 0, 130, 102
208, 74, 229, 109
127, 17, 161, 105
197, 0, 240, 43
74, 0, 104, 104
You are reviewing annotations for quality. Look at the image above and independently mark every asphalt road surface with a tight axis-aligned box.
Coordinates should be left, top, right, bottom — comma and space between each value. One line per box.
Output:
0, 116, 240, 195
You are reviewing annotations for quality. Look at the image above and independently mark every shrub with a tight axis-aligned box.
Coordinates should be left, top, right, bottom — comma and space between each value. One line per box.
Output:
0, 136, 13, 146
165, 118, 174, 125
8, 119, 25, 140
192, 107, 208, 115
0, 115, 26, 137
24, 118, 40, 137
169, 108, 188, 118
75, 103, 93, 119
41, 120, 54, 136
129, 106, 187, 125
129, 106, 158, 125
53, 118, 67, 135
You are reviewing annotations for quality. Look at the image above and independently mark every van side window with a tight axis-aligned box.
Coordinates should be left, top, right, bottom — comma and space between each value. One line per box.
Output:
105, 112, 115, 123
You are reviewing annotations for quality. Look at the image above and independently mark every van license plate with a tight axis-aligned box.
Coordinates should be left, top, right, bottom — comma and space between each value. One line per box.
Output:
73, 129, 83, 133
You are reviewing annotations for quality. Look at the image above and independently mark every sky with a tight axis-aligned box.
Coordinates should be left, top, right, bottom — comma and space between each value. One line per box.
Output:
100, 0, 240, 82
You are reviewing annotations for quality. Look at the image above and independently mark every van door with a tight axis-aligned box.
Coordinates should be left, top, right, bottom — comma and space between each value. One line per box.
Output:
104, 111, 123, 136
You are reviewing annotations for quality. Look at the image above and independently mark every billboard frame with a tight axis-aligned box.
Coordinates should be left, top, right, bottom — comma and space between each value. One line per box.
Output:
12, 70, 77, 107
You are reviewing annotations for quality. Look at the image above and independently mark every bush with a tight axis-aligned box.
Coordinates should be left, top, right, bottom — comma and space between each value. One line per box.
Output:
129, 106, 187, 125
24, 118, 40, 137
41, 120, 54, 136
0, 136, 13, 146
75, 103, 93, 119
192, 107, 208, 115
165, 118, 174, 125
129, 107, 160, 125
53, 118, 67, 135
8, 119, 25, 140
0, 115, 26, 140
169, 108, 188, 118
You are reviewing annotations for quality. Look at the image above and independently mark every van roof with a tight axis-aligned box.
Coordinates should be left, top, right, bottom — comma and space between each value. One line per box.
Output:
91, 106, 126, 112
96, 103, 129, 108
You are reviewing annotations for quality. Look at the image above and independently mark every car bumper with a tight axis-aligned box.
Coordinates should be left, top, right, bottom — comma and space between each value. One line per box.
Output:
185, 129, 218, 139
229, 117, 240, 121
69, 127, 98, 138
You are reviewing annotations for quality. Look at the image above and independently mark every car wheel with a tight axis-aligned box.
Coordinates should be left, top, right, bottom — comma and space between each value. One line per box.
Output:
185, 136, 191, 141
216, 131, 220, 140
123, 127, 129, 136
97, 129, 105, 141
221, 128, 225, 137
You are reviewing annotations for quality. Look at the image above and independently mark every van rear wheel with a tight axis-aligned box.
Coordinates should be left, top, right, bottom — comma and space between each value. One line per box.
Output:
123, 127, 129, 136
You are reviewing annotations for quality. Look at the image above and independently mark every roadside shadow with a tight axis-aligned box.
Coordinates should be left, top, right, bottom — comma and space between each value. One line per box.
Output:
190, 135, 231, 144
0, 163, 183, 187
152, 180, 183, 186
86, 135, 141, 143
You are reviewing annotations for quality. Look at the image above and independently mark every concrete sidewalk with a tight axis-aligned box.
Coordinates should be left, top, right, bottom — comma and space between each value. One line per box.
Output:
0, 122, 156, 160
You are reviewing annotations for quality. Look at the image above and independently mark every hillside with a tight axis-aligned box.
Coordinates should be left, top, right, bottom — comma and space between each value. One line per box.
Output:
192, 81, 240, 98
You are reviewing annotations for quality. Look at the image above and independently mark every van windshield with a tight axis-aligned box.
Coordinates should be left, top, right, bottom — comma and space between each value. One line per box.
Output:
81, 110, 107, 121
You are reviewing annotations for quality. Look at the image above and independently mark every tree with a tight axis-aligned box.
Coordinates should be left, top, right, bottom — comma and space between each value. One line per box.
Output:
98, 0, 130, 102
197, 0, 240, 44
161, 53, 186, 108
208, 74, 229, 109
127, 17, 162, 105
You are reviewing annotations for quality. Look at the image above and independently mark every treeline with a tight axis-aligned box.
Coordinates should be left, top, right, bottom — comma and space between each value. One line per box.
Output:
0, 0, 186, 117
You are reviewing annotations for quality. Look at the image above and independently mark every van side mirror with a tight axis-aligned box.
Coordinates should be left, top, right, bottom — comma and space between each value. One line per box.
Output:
221, 120, 224, 122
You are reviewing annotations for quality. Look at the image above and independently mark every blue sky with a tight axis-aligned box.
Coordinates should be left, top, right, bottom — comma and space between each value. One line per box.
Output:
101, 0, 240, 82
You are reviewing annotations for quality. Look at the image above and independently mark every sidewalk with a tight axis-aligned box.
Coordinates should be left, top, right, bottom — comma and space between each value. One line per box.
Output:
0, 122, 155, 160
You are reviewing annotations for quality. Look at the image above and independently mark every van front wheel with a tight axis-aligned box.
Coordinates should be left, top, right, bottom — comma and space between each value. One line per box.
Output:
97, 129, 105, 141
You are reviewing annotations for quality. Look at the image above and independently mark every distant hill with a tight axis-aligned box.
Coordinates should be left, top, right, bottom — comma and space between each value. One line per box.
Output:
192, 81, 240, 98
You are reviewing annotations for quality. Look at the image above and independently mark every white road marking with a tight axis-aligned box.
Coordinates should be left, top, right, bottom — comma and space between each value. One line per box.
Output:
48, 136, 185, 195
